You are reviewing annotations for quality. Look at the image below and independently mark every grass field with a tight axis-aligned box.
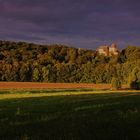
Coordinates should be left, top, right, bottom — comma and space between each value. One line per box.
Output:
0, 90, 140, 140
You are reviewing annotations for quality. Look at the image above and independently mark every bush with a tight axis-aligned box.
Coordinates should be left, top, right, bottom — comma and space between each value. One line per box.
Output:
129, 81, 140, 90
128, 67, 140, 90
111, 77, 121, 90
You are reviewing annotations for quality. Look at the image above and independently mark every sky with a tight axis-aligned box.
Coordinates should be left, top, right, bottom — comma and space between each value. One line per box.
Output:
0, 0, 140, 49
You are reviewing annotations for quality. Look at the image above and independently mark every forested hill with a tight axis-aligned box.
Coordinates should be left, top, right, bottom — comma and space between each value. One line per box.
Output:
0, 40, 140, 84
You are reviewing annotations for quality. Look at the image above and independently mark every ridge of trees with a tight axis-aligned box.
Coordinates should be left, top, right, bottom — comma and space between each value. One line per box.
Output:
0, 40, 140, 89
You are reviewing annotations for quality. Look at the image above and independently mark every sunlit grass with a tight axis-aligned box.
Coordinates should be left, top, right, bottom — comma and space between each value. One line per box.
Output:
0, 89, 139, 100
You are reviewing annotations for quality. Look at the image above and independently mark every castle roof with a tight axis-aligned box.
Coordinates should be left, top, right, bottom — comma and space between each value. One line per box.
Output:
110, 43, 117, 48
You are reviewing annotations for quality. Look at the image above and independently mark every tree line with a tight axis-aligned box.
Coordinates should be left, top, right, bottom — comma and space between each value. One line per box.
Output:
0, 40, 140, 89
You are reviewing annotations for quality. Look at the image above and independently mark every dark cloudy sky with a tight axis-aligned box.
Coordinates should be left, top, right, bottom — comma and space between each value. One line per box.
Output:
0, 0, 140, 49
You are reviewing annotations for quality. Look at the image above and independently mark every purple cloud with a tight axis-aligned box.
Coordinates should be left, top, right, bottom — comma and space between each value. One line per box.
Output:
0, 0, 140, 49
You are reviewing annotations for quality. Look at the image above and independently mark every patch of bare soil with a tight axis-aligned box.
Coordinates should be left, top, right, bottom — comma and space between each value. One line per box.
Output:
0, 82, 111, 89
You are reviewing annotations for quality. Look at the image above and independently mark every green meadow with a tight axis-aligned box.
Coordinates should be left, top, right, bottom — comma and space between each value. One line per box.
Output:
0, 90, 140, 140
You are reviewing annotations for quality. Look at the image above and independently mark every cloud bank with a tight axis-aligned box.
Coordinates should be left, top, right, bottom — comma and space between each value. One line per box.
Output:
0, 0, 140, 49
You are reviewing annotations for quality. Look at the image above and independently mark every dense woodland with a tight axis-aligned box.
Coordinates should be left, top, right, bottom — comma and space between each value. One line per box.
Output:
0, 40, 140, 88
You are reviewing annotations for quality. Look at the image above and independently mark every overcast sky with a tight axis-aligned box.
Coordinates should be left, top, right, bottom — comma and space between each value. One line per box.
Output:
0, 0, 140, 49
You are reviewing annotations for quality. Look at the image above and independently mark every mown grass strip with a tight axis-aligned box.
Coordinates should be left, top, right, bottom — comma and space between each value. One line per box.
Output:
0, 90, 139, 100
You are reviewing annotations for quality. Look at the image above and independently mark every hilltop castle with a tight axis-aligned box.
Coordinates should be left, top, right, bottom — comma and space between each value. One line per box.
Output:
97, 43, 119, 56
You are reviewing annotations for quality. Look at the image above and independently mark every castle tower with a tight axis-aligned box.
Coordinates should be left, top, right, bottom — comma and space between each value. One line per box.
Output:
109, 43, 119, 55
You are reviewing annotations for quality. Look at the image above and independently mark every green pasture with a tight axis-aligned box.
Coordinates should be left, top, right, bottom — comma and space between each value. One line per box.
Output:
0, 90, 140, 140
